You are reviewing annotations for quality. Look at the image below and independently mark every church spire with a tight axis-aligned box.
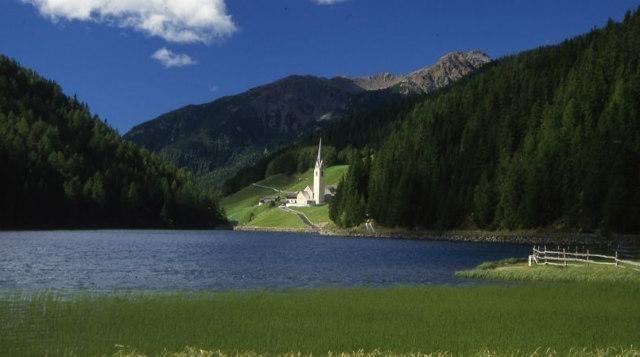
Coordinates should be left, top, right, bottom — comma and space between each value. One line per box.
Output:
313, 138, 325, 204
316, 138, 322, 166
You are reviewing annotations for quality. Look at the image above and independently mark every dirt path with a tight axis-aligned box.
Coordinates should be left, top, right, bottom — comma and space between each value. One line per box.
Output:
252, 183, 297, 197
279, 207, 317, 229
252, 183, 285, 193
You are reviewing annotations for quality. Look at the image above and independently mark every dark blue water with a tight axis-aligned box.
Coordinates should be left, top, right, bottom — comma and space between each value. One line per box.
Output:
0, 230, 530, 291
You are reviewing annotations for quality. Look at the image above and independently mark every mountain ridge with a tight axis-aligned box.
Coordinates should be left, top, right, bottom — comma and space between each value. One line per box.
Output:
124, 51, 491, 186
349, 50, 490, 93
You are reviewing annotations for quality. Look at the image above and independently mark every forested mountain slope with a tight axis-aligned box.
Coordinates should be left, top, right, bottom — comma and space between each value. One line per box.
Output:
330, 11, 640, 233
220, 97, 418, 196
124, 52, 489, 187
0, 56, 226, 229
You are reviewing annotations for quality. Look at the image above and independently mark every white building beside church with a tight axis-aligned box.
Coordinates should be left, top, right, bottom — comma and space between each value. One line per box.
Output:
285, 139, 336, 207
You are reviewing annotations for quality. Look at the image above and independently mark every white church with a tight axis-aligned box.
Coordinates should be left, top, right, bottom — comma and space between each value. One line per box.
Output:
285, 139, 336, 207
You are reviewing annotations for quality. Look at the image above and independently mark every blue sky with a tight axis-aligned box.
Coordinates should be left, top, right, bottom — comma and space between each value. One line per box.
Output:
1, 0, 638, 133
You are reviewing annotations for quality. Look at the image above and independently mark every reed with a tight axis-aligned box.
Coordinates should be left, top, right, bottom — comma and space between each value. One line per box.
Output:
114, 346, 640, 357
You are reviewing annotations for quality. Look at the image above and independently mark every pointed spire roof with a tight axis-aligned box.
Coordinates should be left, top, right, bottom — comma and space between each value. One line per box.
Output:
316, 138, 322, 165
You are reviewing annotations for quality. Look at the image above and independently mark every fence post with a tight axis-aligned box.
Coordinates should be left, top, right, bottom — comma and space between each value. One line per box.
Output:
615, 251, 619, 267
544, 245, 547, 265
563, 248, 567, 267
531, 246, 535, 266
586, 249, 589, 264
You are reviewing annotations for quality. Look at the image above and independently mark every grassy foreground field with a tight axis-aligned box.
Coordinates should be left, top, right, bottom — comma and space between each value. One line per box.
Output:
221, 165, 348, 228
2, 284, 640, 356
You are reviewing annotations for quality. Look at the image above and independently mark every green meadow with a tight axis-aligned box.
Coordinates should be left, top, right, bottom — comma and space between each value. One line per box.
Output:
296, 205, 338, 229
221, 165, 348, 228
247, 207, 309, 229
456, 260, 640, 283
2, 284, 639, 356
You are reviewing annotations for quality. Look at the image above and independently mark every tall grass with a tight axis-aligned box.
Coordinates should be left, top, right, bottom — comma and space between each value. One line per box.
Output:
114, 346, 640, 357
2, 284, 639, 356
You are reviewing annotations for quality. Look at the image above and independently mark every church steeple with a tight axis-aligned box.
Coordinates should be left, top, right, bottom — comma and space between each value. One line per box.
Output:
316, 138, 322, 166
313, 138, 325, 204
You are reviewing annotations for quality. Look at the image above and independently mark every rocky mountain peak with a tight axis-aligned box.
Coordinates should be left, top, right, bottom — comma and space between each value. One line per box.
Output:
351, 50, 491, 94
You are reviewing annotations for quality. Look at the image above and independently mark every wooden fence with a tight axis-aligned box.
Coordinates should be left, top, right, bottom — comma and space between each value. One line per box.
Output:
529, 246, 640, 269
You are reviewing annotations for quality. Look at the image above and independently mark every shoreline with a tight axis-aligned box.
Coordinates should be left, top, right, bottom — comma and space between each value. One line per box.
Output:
234, 225, 639, 245
456, 260, 640, 283
0, 224, 236, 232
2, 225, 637, 245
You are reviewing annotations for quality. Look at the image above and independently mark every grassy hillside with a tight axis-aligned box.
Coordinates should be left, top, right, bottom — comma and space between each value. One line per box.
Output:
296, 206, 334, 227
248, 208, 309, 229
221, 165, 348, 228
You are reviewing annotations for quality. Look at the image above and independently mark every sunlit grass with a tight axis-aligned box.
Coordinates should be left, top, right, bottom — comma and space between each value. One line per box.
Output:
456, 260, 640, 283
296, 205, 335, 228
2, 284, 639, 356
286, 165, 349, 192
221, 166, 348, 228
247, 208, 308, 229
221, 174, 295, 222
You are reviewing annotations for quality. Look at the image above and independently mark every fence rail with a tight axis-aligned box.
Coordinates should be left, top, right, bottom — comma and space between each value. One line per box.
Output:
529, 246, 640, 269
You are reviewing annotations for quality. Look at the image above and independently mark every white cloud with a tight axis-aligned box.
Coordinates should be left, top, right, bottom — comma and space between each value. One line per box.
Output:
151, 48, 196, 68
313, 0, 348, 4
21, 0, 237, 43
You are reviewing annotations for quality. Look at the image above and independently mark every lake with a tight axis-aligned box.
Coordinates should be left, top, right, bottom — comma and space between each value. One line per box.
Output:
0, 230, 530, 292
